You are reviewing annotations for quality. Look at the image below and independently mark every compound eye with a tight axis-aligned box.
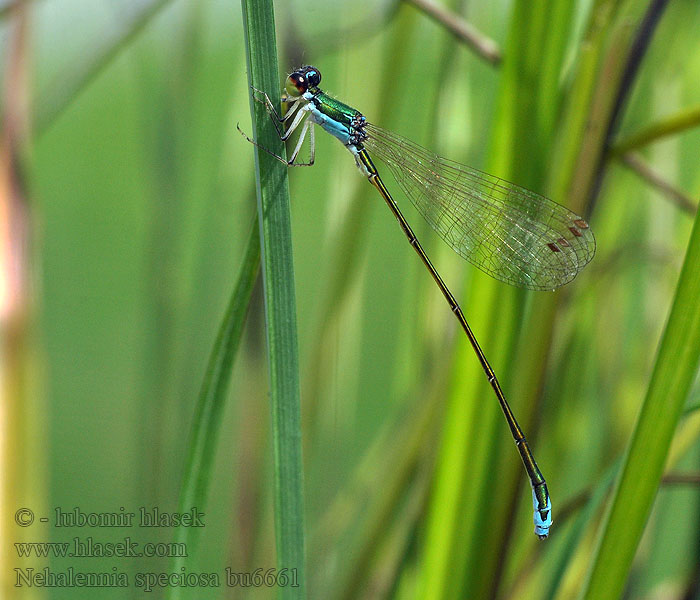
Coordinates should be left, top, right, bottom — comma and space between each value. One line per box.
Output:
284, 72, 307, 97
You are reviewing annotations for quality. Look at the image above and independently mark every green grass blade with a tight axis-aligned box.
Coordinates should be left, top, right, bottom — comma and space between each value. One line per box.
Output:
543, 459, 620, 600
582, 201, 700, 600
424, 1, 580, 595
240, 0, 306, 597
418, 2, 560, 595
609, 103, 700, 155
167, 219, 260, 600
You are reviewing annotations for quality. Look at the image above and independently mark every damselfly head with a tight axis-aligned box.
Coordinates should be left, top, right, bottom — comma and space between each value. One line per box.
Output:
285, 66, 322, 97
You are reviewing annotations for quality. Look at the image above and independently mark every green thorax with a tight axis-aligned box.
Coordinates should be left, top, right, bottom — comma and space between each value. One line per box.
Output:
311, 90, 363, 126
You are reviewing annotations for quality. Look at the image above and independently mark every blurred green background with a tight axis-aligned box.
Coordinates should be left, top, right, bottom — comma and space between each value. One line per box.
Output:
3, 0, 700, 598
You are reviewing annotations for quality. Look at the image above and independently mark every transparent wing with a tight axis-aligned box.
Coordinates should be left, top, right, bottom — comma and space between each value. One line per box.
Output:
363, 123, 596, 291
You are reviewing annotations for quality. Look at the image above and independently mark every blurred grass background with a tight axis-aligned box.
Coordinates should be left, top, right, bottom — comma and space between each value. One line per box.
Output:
2, 0, 700, 598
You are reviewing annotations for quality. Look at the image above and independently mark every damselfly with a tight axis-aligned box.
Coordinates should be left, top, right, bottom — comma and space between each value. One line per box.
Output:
240, 66, 596, 538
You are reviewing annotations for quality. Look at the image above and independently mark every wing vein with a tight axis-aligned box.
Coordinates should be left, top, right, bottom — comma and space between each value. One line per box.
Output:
363, 123, 596, 290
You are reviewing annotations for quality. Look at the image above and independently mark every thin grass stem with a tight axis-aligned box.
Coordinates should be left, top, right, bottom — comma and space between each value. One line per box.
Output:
240, 0, 306, 596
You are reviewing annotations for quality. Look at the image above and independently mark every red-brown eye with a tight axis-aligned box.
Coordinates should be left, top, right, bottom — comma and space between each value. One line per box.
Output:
291, 73, 306, 91
284, 72, 307, 97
